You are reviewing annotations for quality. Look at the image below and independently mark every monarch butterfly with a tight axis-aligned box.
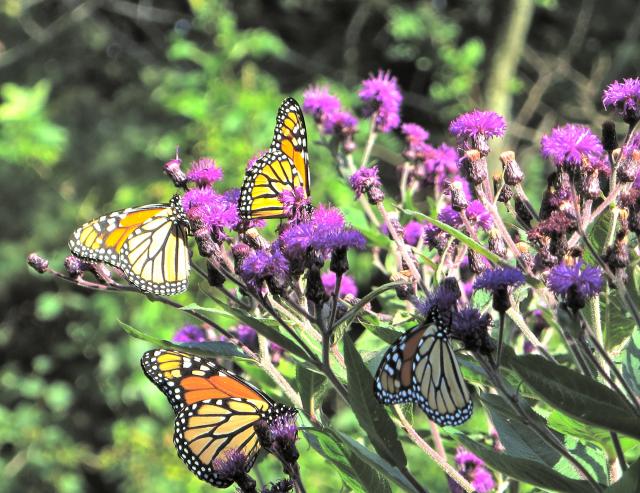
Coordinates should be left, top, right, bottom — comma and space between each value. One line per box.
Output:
68, 195, 190, 296
238, 98, 310, 219
141, 349, 295, 487
374, 308, 473, 426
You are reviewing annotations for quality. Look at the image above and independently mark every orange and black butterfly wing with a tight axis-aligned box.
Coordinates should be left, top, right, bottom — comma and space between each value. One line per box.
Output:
141, 349, 292, 486
69, 195, 190, 295
374, 324, 430, 405
238, 150, 306, 219
269, 97, 310, 196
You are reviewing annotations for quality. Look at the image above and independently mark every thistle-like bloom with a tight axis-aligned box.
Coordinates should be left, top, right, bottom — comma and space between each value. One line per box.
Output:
64, 255, 89, 277
27, 253, 49, 273
602, 77, 640, 123
403, 220, 424, 246
547, 260, 603, 310
280, 205, 365, 261
438, 200, 493, 231
359, 70, 403, 132
454, 447, 495, 493
302, 86, 342, 121
173, 325, 207, 343
186, 157, 224, 187
540, 124, 604, 168
450, 308, 495, 355
239, 249, 290, 292
349, 165, 384, 203
474, 266, 525, 312
322, 110, 358, 136
278, 186, 311, 222
212, 449, 254, 489
401, 123, 430, 160
268, 414, 299, 464
182, 188, 239, 235
321, 271, 358, 297
423, 144, 459, 184
474, 267, 525, 292
418, 277, 462, 316
449, 110, 506, 143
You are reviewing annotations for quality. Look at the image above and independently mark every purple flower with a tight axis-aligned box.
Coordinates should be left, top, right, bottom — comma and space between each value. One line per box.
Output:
239, 249, 290, 290
450, 308, 495, 354
269, 414, 298, 446
322, 110, 358, 136
455, 447, 495, 493
418, 277, 462, 316
182, 188, 239, 232
359, 70, 403, 133
349, 166, 382, 197
278, 186, 310, 221
547, 261, 603, 307
402, 123, 430, 144
438, 200, 492, 231
540, 124, 604, 167
474, 267, 525, 292
423, 144, 459, 184
449, 110, 506, 141
403, 220, 424, 246
602, 78, 640, 123
235, 324, 257, 347
321, 271, 359, 297
269, 341, 285, 365
303, 86, 341, 120
212, 449, 249, 479
27, 253, 49, 274
172, 325, 207, 343
186, 157, 223, 186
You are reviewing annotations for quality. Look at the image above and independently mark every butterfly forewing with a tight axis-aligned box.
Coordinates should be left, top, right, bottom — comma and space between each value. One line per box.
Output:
238, 98, 310, 220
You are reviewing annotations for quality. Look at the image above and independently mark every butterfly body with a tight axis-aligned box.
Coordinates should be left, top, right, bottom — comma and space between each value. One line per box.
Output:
374, 309, 473, 426
239, 98, 310, 220
69, 194, 190, 295
141, 349, 294, 487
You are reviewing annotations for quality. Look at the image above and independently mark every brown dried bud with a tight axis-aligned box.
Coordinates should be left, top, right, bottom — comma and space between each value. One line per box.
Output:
488, 229, 507, 258
244, 227, 270, 250
367, 186, 385, 204
449, 180, 469, 211
602, 121, 618, 153
194, 227, 217, 257
467, 249, 487, 274
617, 149, 640, 183
500, 151, 524, 186
580, 168, 601, 199
461, 149, 487, 185
604, 230, 629, 270
163, 151, 187, 188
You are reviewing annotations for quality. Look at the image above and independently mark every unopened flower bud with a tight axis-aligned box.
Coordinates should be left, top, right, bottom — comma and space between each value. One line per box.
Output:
305, 264, 326, 305
461, 149, 487, 185
468, 250, 487, 274
232, 242, 251, 271
602, 121, 618, 153
497, 184, 514, 203
64, 255, 85, 277
618, 149, 640, 183
27, 253, 49, 274
245, 227, 270, 251
330, 247, 349, 276
514, 196, 533, 228
449, 180, 469, 211
207, 260, 226, 287
500, 151, 524, 185
163, 149, 187, 188
194, 227, 216, 257
604, 230, 629, 271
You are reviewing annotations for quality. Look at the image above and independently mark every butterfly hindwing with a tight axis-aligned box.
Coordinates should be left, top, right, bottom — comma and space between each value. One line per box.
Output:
68, 195, 190, 295
238, 98, 309, 220
374, 314, 473, 426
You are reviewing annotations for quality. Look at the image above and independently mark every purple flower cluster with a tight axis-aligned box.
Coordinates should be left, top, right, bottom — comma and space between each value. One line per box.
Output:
359, 70, 403, 133
321, 271, 358, 297
182, 188, 239, 239
454, 448, 495, 493
602, 77, 640, 123
451, 308, 495, 355
172, 324, 208, 343
438, 200, 493, 231
401, 123, 430, 160
239, 249, 290, 291
423, 143, 460, 185
540, 124, 604, 168
474, 267, 525, 292
302, 86, 358, 138
403, 220, 425, 246
280, 205, 365, 260
278, 186, 310, 221
547, 261, 603, 309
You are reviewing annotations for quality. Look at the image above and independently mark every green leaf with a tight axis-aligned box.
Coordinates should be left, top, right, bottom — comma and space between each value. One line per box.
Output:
119, 321, 250, 359
506, 352, 640, 440
547, 411, 611, 448
557, 436, 609, 485
601, 290, 636, 350
605, 458, 640, 492
343, 336, 407, 467
480, 393, 561, 466
296, 365, 325, 415
450, 430, 594, 493
358, 314, 404, 344
622, 326, 640, 396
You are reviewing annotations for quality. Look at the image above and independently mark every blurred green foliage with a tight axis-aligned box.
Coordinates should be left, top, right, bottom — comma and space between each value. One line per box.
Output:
2, 0, 640, 492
